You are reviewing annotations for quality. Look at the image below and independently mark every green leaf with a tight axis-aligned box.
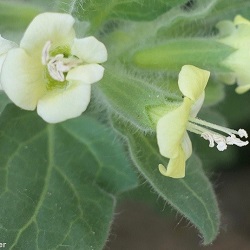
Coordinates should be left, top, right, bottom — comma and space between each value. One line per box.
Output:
112, 118, 220, 244
98, 0, 218, 62
120, 178, 172, 216
0, 105, 137, 249
0, 93, 11, 115
71, 0, 187, 32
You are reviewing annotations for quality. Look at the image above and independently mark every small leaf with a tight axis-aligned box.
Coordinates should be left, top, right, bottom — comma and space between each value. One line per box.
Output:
0, 105, 137, 249
112, 118, 220, 244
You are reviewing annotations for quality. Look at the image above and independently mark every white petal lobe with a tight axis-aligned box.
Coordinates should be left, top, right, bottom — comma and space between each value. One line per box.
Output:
1, 48, 46, 110
37, 82, 91, 123
20, 13, 75, 54
66, 64, 104, 84
72, 37, 108, 63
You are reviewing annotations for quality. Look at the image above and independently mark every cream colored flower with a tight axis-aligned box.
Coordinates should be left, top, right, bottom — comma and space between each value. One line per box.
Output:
217, 15, 250, 94
0, 35, 17, 89
1, 13, 107, 123
157, 65, 248, 178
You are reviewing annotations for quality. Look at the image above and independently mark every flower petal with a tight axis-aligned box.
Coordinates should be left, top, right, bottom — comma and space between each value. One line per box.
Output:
0, 54, 7, 90
156, 98, 192, 159
66, 64, 104, 84
178, 65, 210, 101
20, 13, 75, 55
0, 35, 17, 77
0, 35, 17, 56
72, 37, 107, 63
218, 17, 250, 50
216, 20, 235, 37
37, 82, 91, 123
190, 92, 204, 117
218, 72, 236, 85
234, 15, 250, 25
158, 147, 186, 178
1, 48, 46, 110
222, 50, 250, 92
181, 132, 192, 160
235, 84, 250, 94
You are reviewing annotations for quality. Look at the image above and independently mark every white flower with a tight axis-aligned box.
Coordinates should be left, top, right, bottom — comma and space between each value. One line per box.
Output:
0, 13, 107, 123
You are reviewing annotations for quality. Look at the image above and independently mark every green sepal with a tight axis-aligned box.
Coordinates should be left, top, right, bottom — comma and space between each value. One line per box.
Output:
131, 39, 235, 74
145, 103, 181, 127
96, 65, 181, 131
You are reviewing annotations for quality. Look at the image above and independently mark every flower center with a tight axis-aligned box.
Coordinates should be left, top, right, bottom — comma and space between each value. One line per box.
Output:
41, 41, 81, 83
187, 117, 248, 151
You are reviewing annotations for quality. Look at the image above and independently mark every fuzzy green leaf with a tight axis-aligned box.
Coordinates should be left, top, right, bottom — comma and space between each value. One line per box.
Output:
71, 0, 187, 31
112, 118, 220, 244
0, 105, 137, 250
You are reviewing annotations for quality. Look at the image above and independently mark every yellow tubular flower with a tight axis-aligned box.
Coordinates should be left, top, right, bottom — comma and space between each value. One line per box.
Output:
157, 65, 248, 178
1, 13, 107, 123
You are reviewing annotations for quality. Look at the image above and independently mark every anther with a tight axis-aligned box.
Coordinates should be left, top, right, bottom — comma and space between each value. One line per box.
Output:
213, 135, 227, 151
201, 132, 214, 147
238, 129, 248, 138
42, 41, 51, 65
226, 134, 249, 147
